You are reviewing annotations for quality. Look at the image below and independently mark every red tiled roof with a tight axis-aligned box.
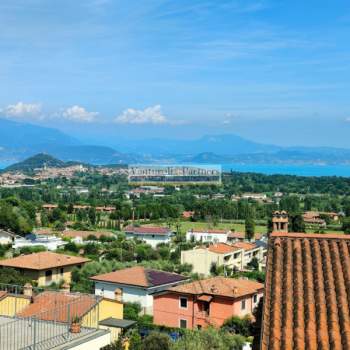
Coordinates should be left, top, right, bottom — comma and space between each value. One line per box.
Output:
168, 276, 263, 299
231, 242, 258, 251
18, 291, 98, 322
124, 226, 172, 235
208, 243, 241, 254
90, 266, 187, 288
0, 252, 89, 270
227, 232, 245, 239
261, 232, 350, 350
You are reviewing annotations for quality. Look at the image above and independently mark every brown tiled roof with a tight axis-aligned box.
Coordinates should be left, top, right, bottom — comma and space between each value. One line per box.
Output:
208, 243, 241, 254
0, 291, 7, 300
18, 291, 98, 322
231, 242, 258, 251
90, 266, 187, 288
124, 226, 172, 235
168, 276, 263, 299
63, 230, 114, 239
227, 232, 245, 239
261, 232, 350, 350
0, 252, 89, 270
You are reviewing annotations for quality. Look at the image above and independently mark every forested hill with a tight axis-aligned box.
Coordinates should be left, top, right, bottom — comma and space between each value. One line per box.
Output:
4, 153, 68, 172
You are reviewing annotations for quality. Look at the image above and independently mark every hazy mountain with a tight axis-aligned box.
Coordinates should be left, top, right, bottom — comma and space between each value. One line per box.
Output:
1, 118, 350, 167
0, 118, 140, 165
112, 134, 280, 156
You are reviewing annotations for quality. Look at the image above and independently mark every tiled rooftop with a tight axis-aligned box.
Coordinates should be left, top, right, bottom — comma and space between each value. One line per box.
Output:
231, 241, 258, 251
208, 243, 241, 254
261, 232, 350, 350
169, 276, 263, 298
91, 266, 187, 288
18, 291, 98, 322
0, 252, 89, 270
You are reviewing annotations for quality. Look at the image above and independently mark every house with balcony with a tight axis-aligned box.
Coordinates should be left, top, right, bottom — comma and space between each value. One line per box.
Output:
181, 242, 266, 276
91, 266, 189, 315
181, 243, 244, 276
124, 225, 174, 248
231, 241, 266, 266
0, 252, 89, 287
153, 276, 264, 329
185, 229, 230, 243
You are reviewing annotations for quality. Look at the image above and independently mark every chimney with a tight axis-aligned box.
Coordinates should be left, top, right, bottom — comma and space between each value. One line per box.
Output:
233, 286, 239, 295
23, 283, 33, 297
114, 288, 123, 302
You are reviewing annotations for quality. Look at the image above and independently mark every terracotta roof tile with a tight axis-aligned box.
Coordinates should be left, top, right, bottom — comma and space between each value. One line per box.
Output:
90, 266, 187, 288
208, 243, 241, 254
231, 242, 258, 250
0, 252, 89, 270
261, 233, 350, 350
168, 276, 263, 299
18, 291, 98, 322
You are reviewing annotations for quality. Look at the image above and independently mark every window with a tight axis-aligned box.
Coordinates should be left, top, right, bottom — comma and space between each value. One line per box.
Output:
241, 300, 246, 310
180, 297, 188, 309
253, 294, 257, 303
180, 319, 187, 328
60, 268, 64, 276
45, 270, 53, 283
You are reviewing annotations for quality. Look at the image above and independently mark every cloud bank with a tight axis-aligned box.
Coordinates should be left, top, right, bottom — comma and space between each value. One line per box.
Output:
115, 105, 168, 124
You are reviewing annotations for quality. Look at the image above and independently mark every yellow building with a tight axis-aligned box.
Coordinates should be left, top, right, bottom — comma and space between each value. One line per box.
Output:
0, 285, 134, 349
0, 251, 89, 286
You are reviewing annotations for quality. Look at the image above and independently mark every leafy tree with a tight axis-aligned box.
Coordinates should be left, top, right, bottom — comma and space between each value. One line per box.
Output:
245, 216, 255, 240
128, 329, 142, 350
171, 327, 246, 350
0, 268, 32, 285
124, 302, 141, 320
222, 315, 253, 337
142, 332, 171, 350
343, 217, 350, 234
290, 214, 305, 232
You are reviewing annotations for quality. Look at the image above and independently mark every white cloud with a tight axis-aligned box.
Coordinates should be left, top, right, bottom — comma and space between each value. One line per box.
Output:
2, 102, 42, 119
115, 105, 168, 124
62, 105, 99, 123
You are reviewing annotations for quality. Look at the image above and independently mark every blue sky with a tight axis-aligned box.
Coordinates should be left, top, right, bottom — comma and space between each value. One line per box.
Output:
0, 0, 350, 147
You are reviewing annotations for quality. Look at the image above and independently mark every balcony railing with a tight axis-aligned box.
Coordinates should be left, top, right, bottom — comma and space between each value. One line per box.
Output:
0, 284, 100, 350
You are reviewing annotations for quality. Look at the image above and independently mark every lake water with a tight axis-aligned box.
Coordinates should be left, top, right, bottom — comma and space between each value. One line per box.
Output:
1, 160, 350, 177
221, 164, 350, 177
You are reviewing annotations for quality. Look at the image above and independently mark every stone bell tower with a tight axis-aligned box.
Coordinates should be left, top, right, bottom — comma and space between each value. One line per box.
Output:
272, 210, 288, 233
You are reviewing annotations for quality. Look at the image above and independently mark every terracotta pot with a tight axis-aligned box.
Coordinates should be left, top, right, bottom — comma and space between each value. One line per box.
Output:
70, 322, 81, 333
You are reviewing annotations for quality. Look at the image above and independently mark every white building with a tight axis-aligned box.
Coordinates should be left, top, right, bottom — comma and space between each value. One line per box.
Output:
124, 226, 174, 248
185, 229, 230, 243
91, 266, 189, 315
0, 230, 16, 245
13, 233, 67, 251
181, 242, 267, 276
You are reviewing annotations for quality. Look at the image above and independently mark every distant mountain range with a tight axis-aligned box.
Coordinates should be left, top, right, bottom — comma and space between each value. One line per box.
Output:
1, 118, 350, 166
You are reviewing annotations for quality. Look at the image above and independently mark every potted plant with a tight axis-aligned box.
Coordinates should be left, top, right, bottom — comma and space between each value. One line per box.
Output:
70, 315, 81, 334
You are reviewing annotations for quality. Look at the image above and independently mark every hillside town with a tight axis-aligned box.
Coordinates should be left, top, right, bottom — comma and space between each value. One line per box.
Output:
1, 158, 350, 350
